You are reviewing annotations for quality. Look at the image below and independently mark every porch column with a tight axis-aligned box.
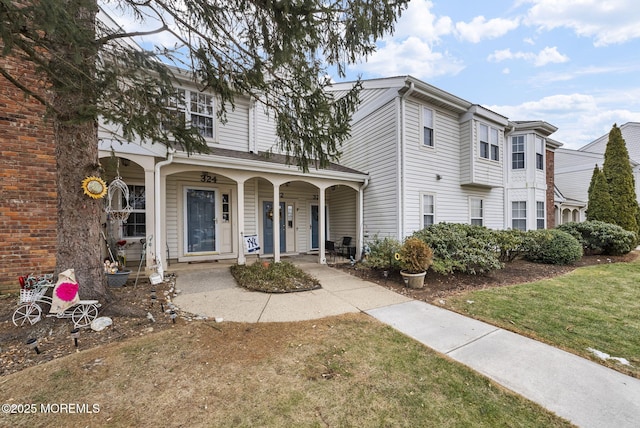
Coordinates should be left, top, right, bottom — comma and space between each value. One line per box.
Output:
273, 184, 281, 263
144, 167, 156, 271
318, 185, 326, 264
236, 178, 246, 265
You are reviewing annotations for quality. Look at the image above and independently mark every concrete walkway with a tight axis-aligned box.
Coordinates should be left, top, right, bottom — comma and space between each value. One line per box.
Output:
172, 258, 640, 428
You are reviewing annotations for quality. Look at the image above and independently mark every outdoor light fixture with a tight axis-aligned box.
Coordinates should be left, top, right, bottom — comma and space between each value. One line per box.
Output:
170, 310, 177, 324
383, 270, 389, 284
26, 338, 40, 354
71, 328, 80, 348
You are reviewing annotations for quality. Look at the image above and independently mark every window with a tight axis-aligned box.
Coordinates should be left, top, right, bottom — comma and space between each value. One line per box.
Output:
190, 92, 215, 138
512, 201, 526, 231
536, 136, 544, 170
470, 198, 484, 226
490, 128, 499, 161
122, 184, 146, 237
537, 201, 545, 229
479, 124, 499, 161
479, 124, 489, 159
423, 107, 434, 147
163, 89, 215, 139
512, 136, 525, 169
422, 194, 435, 227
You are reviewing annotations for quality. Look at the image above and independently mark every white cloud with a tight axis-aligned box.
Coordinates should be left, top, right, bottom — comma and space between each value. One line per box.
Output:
354, 37, 465, 79
393, 0, 454, 41
488, 92, 640, 148
487, 46, 568, 66
455, 16, 520, 43
525, 0, 640, 46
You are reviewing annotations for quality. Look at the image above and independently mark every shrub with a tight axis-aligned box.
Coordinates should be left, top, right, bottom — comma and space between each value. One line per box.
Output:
413, 223, 503, 275
525, 229, 583, 265
363, 236, 402, 271
397, 237, 433, 274
557, 221, 636, 256
494, 229, 528, 262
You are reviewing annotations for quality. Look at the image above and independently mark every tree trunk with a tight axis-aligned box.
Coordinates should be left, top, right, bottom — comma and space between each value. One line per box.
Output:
51, 0, 111, 301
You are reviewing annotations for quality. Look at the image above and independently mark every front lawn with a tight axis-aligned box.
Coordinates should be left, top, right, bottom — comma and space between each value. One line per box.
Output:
445, 255, 640, 377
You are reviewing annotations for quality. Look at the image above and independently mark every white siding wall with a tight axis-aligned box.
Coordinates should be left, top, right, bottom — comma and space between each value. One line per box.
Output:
216, 98, 250, 151
403, 101, 505, 234
327, 186, 358, 243
340, 97, 399, 239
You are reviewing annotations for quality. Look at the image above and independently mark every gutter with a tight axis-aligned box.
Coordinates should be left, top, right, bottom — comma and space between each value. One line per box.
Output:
154, 150, 175, 278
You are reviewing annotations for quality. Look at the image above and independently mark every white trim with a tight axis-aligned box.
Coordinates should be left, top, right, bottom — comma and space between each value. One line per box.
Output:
469, 197, 484, 226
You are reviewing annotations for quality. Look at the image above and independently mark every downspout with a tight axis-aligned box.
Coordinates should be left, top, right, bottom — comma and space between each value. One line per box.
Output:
400, 81, 415, 239
358, 177, 369, 258
154, 150, 175, 279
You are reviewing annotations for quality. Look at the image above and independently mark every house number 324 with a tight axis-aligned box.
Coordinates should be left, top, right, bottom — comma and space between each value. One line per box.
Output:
200, 173, 217, 183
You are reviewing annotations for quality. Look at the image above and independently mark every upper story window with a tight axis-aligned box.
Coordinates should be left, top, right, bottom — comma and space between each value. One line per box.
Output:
536, 201, 545, 229
164, 89, 215, 140
535, 136, 544, 170
479, 123, 499, 161
470, 198, 484, 226
422, 194, 435, 227
422, 107, 434, 147
512, 135, 525, 169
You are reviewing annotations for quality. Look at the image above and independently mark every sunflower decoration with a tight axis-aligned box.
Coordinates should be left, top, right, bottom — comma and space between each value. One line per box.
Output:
81, 176, 107, 199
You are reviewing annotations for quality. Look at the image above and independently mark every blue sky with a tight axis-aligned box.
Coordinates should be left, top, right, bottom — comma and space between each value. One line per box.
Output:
102, 0, 640, 150
343, 0, 640, 149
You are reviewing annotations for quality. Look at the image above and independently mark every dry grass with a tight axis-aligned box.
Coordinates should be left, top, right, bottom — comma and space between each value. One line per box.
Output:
0, 314, 571, 427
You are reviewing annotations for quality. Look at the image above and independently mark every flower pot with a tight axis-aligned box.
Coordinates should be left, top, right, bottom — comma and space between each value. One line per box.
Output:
400, 271, 427, 289
106, 270, 131, 287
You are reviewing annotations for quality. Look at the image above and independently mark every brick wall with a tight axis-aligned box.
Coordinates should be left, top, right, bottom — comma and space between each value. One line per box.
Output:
0, 53, 57, 294
546, 149, 555, 229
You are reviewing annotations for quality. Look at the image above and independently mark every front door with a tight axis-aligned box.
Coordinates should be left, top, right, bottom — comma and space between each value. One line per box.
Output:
263, 201, 286, 254
185, 188, 216, 253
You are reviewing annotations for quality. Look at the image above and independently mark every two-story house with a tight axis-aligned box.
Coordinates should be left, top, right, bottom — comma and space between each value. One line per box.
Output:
327, 76, 560, 243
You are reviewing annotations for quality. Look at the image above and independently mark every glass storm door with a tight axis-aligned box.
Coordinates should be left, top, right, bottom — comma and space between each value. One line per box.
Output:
310, 204, 328, 250
263, 201, 286, 254
186, 189, 216, 253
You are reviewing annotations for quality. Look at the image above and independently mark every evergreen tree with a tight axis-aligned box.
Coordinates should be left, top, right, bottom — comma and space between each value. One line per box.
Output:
586, 165, 614, 222
0, 0, 407, 298
602, 124, 639, 234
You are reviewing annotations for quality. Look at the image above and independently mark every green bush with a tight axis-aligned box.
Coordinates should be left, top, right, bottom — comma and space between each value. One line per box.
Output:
524, 229, 583, 265
557, 221, 636, 256
413, 223, 503, 275
494, 229, 528, 262
363, 236, 402, 271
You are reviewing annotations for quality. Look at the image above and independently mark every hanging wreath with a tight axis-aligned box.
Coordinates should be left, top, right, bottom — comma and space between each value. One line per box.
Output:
81, 176, 107, 199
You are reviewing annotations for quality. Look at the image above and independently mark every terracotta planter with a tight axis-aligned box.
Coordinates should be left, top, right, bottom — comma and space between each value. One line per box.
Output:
400, 271, 427, 289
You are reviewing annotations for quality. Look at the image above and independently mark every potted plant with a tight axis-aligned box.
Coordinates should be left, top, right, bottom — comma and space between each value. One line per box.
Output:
104, 258, 131, 287
396, 237, 433, 289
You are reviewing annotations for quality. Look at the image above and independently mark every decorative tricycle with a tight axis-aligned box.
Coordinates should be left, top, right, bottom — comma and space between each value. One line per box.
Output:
13, 268, 101, 328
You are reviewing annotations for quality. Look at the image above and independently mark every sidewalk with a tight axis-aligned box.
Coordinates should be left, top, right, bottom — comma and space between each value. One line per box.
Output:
173, 259, 640, 428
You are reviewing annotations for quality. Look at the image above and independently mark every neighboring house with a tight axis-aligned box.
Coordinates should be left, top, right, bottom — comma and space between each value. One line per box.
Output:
554, 122, 640, 223
328, 76, 560, 241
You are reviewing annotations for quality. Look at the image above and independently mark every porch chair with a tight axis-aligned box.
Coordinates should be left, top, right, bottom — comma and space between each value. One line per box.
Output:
336, 236, 353, 259
325, 240, 337, 264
